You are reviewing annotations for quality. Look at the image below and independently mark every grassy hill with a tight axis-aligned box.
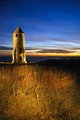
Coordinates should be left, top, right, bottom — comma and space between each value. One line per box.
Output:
0, 63, 80, 120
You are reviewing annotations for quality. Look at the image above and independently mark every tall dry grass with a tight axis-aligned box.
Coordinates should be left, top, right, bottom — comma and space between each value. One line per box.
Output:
0, 65, 80, 120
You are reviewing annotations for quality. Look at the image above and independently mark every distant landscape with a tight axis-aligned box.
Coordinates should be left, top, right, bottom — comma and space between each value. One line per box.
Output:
0, 55, 50, 62
0, 55, 80, 63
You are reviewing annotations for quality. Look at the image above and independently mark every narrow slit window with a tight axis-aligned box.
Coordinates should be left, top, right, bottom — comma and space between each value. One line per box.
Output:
16, 34, 18, 37
19, 48, 22, 53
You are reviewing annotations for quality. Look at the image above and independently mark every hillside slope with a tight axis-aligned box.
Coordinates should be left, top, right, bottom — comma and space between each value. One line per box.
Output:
0, 64, 80, 120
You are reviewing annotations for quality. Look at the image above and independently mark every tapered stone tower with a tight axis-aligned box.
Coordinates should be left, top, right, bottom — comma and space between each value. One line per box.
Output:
12, 27, 27, 64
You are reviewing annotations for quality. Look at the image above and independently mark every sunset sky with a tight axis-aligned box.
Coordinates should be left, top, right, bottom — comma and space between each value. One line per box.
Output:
0, 0, 80, 56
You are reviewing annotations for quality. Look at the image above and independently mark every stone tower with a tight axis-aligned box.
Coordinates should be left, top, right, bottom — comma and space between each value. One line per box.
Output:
12, 27, 27, 64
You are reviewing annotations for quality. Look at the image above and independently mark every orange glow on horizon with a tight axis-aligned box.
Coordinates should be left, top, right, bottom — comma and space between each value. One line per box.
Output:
0, 50, 80, 57
26, 52, 80, 57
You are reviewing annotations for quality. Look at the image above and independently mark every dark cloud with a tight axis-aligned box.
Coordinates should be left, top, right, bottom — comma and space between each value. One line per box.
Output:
70, 48, 80, 50
0, 45, 79, 55
0, 46, 12, 50
35, 49, 73, 53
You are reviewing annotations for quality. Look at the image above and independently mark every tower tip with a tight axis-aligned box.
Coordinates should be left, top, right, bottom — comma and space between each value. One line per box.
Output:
14, 27, 24, 33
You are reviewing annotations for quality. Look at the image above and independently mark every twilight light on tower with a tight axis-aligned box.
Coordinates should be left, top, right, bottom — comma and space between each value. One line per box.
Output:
12, 27, 27, 64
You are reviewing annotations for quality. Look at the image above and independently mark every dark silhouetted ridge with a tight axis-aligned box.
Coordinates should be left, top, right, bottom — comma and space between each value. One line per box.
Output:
37, 59, 80, 66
